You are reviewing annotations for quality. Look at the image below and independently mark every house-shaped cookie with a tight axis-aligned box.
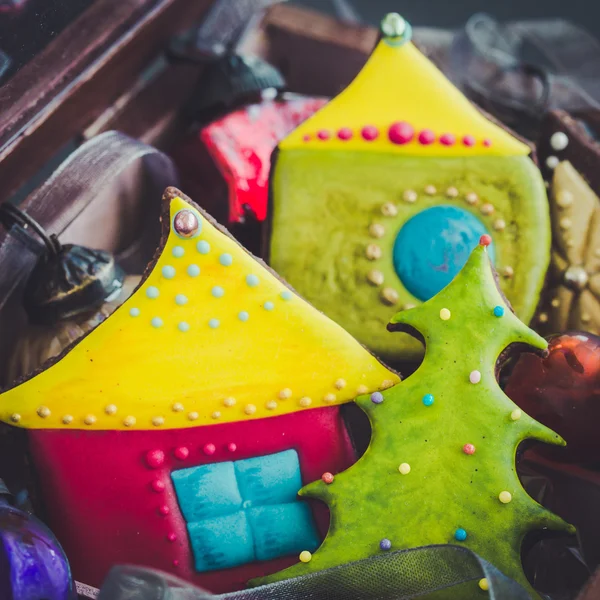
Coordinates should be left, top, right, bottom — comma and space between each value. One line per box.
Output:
0, 189, 397, 593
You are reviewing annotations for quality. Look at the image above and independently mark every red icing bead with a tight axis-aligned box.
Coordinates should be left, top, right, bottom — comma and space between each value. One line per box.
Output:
145, 449, 165, 469
159, 505, 170, 516
440, 133, 456, 146
173, 560, 179, 567
174, 447, 189, 460
361, 126, 379, 141
462, 135, 476, 147
463, 443, 476, 455
167, 532, 177, 542
302, 134, 311, 142
388, 122, 414, 145
483, 139, 492, 147
479, 234, 492, 247
151, 480, 165, 493
317, 130, 331, 141
322, 472, 335, 484
227, 443, 237, 453
418, 129, 435, 145
337, 128, 353, 141
204, 443, 216, 456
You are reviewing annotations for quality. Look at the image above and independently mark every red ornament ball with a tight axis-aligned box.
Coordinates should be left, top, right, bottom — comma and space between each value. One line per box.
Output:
479, 234, 492, 247
439, 133, 456, 146
145, 449, 165, 469
203, 443, 216, 456
388, 121, 414, 145
322, 472, 335, 484
418, 129, 435, 145
174, 446, 189, 461
361, 126, 379, 141
337, 128, 353, 141
463, 444, 476, 455
504, 332, 600, 463
151, 480, 165, 493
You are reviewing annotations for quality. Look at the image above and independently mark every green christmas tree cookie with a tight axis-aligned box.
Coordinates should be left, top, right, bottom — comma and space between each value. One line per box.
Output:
256, 236, 574, 598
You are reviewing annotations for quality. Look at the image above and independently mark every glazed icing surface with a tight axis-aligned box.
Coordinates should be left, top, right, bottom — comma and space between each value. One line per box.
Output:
0, 195, 398, 430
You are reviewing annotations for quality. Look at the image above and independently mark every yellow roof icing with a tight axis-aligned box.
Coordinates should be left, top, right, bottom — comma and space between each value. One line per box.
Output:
282, 28, 529, 156
0, 194, 398, 430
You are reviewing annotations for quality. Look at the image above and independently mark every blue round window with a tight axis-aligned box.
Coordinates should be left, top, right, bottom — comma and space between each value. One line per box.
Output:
393, 205, 495, 301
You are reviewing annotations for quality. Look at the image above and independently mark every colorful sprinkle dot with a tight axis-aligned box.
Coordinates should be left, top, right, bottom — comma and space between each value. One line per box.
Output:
299, 551, 312, 563
123, 416, 136, 427
174, 446, 189, 460
317, 129, 330, 140
322, 472, 335, 484
380, 539, 392, 551
335, 379, 347, 390
439, 308, 451, 321
493, 306, 505, 317
337, 127, 353, 140
371, 392, 384, 404
84, 415, 96, 425
212, 286, 225, 298
462, 135, 476, 147
219, 253, 233, 266
479, 578, 489, 591
422, 394, 434, 407
203, 443, 216, 456
266, 400, 278, 410
223, 397, 236, 407
146, 286, 159, 299
172, 403, 184, 412
264, 301, 274, 311
361, 125, 379, 141
499, 491, 512, 504
172, 246, 185, 258
151, 317, 163, 328
208, 319, 220, 329
178, 322, 190, 333
196, 240, 210, 254
510, 409, 522, 421
162, 266, 176, 279
62, 415, 73, 425
238, 311, 249, 322
187, 264, 200, 277
187, 412, 198, 421
463, 444, 476, 455
244, 404, 256, 415
152, 417, 164, 426
398, 463, 411, 475
479, 234, 492, 247
228, 443, 237, 452
440, 133, 456, 146
246, 274, 259, 287
37, 406, 50, 418
280, 290, 293, 301
278, 388, 292, 399
175, 294, 188, 306
323, 393, 337, 403
483, 139, 492, 147
146, 450, 165, 469
151, 480, 165, 492
105, 404, 117, 415
159, 505, 170, 516
167, 532, 177, 542
299, 397, 312, 407
418, 129, 435, 145
469, 370, 481, 384
303, 134, 311, 142
454, 528, 467, 541
388, 121, 414, 145
211, 411, 221, 419
129, 307, 140, 317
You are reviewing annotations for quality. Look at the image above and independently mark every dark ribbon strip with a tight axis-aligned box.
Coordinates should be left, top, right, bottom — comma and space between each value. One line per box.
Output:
97, 544, 532, 600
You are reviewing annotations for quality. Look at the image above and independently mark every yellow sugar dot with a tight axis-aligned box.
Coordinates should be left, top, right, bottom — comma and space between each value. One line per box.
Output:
335, 379, 347, 390
299, 551, 312, 563
10, 414, 20, 423
211, 411, 221, 419
62, 415, 73, 425
323, 393, 336, 403
152, 416, 165, 426
510, 409, 522, 421
357, 385, 369, 395
440, 308, 451, 321
37, 406, 51, 418
299, 397, 312, 407
479, 578, 489, 591
105, 404, 117, 415
223, 397, 236, 407
172, 402, 184, 413
244, 404, 257, 415
188, 411, 199, 421
266, 401, 278, 410
123, 416, 136, 427
84, 415, 96, 426
398, 463, 411, 475
499, 491, 512, 504
278, 388, 292, 400
381, 379, 395, 389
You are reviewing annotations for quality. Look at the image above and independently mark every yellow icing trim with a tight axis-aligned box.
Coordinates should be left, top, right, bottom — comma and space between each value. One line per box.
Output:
282, 39, 529, 156
0, 196, 398, 430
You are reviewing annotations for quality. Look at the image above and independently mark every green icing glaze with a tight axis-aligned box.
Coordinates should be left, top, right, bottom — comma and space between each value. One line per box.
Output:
255, 244, 573, 599
269, 150, 550, 361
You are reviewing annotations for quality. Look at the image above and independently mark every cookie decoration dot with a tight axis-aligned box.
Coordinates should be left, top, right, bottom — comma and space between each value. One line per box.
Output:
398, 463, 411, 475
299, 551, 312, 563
550, 131, 569, 151
173, 209, 200, 238
493, 306, 504, 317
187, 264, 200, 277
246, 274, 259, 287
379, 538, 392, 551
499, 491, 512, 504
469, 370, 481, 384
162, 266, 176, 279
439, 308, 451, 321
454, 528, 467, 542
479, 578, 489, 591
146, 286, 160, 299
462, 444, 476, 455
129, 307, 140, 317
371, 392, 384, 404
219, 253, 233, 266
422, 394, 434, 407
322, 472, 335, 484
196, 240, 210, 255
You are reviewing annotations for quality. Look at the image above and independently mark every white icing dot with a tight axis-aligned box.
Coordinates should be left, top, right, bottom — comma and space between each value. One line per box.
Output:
469, 370, 481, 384
238, 311, 249, 322
178, 322, 190, 332
162, 265, 176, 279
208, 318, 220, 329
151, 317, 163, 328
196, 240, 210, 254
187, 264, 200, 277
550, 131, 569, 151
175, 294, 188, 306
264, 301, 275, 311
172, 246, 185, 258
146, 286, 159, 299
129, 307, 140, 317
246, 274, 259, 287
546, 156, 559, 169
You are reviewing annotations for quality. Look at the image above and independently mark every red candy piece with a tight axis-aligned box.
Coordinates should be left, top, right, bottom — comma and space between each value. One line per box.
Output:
483, 139, 492, 147
462, 135, 476, 147
337, 128, 353, 141
479, 234, 492, 247
203, 443, 216, 456
463, 444, 476, 455
317, 129, 331, 141
361, 126, 379, 141
322, 472, 335, 484
158, 505, 170, 516
388, 121, 414, 145
145, 449, 165, 469
418, 129, 435, 145
227, 442, 237, 453
151, 480, 165, 493
167, 532, 177, 542
174, 447, 189, 461
440, 133, 456, 146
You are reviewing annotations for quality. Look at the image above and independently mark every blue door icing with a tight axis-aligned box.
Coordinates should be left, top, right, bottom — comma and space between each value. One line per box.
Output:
171, 449, 320, 572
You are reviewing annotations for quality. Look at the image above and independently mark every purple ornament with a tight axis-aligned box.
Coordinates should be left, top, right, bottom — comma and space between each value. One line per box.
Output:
371, 392, 384, 404
0, 480, 74, 600
380, 538, 392, 551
